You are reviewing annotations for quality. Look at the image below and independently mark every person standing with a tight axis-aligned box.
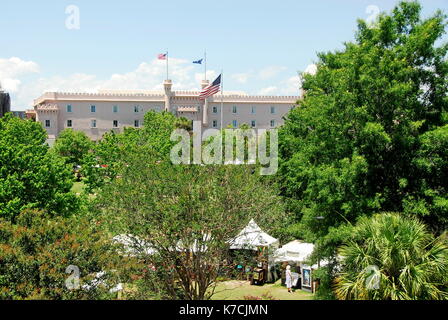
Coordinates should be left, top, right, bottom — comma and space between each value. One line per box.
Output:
285, 265, 293, 293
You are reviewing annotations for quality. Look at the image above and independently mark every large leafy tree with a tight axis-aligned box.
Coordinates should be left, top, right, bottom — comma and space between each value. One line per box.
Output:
278, 1, 447, 298
279, 1, 447, 246
81, 111, 183, 193
95, 155, 286, 300
335, 213, 448, 300
0, 209, 128, 300
0, 114, 79, 221
411, 124, 448, 234
53, 129, 93, 167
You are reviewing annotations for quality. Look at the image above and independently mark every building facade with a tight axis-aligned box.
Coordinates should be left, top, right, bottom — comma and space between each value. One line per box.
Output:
33, 80, 300, 141
0, 85, 11, 118
11, 111, 26, 119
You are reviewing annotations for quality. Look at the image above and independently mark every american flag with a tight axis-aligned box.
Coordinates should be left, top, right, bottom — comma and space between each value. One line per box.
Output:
158, 53, 167, 60
199, 74, 221, 100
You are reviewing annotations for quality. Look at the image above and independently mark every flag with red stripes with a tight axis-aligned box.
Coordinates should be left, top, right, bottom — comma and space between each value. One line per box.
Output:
199, 74, 221, 100
158, 53, 167, 60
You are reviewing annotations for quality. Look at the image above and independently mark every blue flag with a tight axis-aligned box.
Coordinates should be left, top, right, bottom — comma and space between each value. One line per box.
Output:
193, 59, 203, 65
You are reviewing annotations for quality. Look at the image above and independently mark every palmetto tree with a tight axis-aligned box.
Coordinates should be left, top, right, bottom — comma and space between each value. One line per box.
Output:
334, 213, 448, 300
174, 117, 193, 132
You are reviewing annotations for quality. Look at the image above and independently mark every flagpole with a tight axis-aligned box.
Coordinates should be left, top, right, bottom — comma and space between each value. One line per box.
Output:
220, 70, 224, 130
166, 50, 169, 80
204, 50, 207, 81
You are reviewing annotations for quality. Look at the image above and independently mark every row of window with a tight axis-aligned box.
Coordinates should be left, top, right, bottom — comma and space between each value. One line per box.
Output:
66, 105, 145, 113
211, 106, 278, 115
66, 104, 280, 115
44, 119, 275, 129
45, 119, 140, 128
211, 120, 276, 128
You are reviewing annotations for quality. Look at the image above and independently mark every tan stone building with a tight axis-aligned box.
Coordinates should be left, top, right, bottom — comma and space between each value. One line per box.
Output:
33, 80, 300, 141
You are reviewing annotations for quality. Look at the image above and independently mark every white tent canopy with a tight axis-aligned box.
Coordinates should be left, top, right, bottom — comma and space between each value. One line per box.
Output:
113, 234, 156, 256
273, 240, 314, 263
114, 233, 211, 255
273, 240, 330, 268
176, 233, 212, 253
82, 271, 123, 293
228, 219, 279, 250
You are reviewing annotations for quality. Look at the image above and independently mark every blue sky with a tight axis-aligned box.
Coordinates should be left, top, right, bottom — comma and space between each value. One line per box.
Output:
1, 0, 447, 110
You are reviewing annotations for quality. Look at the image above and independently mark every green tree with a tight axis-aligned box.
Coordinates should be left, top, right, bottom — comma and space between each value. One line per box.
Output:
0, 114, 79, 221
174, 117, 193, 131
277, 0, 448, 298
409, 124, 448, 234
81, 111, 180, 193
95, 155, 286, 300
278, 0, 447, 247
0, 209, 128, 300
141, 110, 180, 158
53, 129, 93, 167
334, 213, 448, 300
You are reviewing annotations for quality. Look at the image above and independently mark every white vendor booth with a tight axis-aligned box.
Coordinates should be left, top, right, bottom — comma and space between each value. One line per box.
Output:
273, 240, 314, 264
229, 219, 279, 250
273, 240, 326, 292
113, 234, 156, 256
228, 219, 280, 284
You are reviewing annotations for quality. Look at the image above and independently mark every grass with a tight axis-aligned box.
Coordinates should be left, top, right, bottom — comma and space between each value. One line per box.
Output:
71, 180, 97, 199
210, 280, 314, 300
71, 181, 86, 195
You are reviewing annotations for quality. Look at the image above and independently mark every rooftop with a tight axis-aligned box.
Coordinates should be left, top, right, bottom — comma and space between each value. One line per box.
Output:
34, 90, 300, 106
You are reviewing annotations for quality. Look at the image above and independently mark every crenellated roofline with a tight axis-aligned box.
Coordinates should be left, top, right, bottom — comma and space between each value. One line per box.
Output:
33, 90, 300, 106
35, 103, 59, 112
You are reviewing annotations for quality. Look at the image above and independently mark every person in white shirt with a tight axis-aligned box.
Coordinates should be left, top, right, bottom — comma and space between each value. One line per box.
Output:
285, 265, 293, 293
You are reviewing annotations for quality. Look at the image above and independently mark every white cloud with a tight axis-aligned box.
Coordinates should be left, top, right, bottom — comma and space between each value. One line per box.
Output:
231, 72, 251, 84
258, 75, 301, 96
0, 57, 39, 93
9, 57, 220, 107
283, 76, 301, 95
195, 70, 218, 86
258, 86, 278, 95
3, 56, 302, 108
258, 66, 287, 80
303, 64, 317, 76
101, 58, 197, 91
1, 79, 21, 93
0, 57, 39, 77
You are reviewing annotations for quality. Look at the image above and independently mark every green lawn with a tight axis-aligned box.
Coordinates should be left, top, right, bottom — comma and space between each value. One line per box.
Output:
71, 180, 97, 199
210, 280, 314, 300
71, 181, 85, 195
